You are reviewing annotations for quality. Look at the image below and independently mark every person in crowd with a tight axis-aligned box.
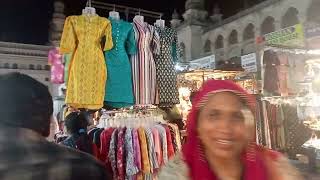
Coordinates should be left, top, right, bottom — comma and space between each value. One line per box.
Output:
86, 110, 98, 131
159, 80, 303, 180
189, 91, 196, 105
56, 107, 65, 132
0, 72, 111, 180
164, 106, 185, 130
46, 112, 59, 142
61, 112, 93, 155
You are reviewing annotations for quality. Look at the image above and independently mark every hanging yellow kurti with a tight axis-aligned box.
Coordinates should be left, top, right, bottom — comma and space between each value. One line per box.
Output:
60, 15, 113, 109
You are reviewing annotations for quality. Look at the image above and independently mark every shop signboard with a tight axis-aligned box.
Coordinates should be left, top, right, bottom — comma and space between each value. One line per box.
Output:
175, 63, 189, 72
189, 55, 215, 70
241, 53, 257, 73
264, 24, 305, 48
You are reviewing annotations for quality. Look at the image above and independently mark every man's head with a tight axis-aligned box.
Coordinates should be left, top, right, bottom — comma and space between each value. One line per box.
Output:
0, 73, 53, 137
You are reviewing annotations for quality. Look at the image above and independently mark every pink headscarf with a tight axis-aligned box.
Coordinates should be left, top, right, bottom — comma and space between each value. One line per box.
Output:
183, 80, 277, 180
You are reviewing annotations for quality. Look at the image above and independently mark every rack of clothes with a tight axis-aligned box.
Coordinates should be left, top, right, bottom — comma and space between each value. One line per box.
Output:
89, 108, 182, 180
255, 96, 311, 158
52, 3, 180, 110
262, 50, 306, 96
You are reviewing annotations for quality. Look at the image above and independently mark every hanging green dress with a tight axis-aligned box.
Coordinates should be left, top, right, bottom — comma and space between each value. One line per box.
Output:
104, 19, 137, 108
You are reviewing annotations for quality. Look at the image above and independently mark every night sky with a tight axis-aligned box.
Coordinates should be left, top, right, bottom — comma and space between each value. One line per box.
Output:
1, 0, 252, 45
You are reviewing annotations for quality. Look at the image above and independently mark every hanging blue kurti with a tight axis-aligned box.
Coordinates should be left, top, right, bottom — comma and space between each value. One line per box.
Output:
104, 19, 137, 108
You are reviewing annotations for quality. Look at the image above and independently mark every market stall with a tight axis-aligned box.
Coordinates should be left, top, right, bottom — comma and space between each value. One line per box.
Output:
175, 54, 259, 125
257, 23, 320, 171
51, 1, 184, 179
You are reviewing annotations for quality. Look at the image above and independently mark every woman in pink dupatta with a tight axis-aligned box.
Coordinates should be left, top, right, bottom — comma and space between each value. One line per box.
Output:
159, 80, 302, 180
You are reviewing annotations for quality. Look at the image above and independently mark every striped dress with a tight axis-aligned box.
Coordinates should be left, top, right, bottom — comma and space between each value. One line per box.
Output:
131, 18, 160, 105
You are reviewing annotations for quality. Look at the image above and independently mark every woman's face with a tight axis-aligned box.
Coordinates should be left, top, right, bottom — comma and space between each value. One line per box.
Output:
197, 92, 251, 160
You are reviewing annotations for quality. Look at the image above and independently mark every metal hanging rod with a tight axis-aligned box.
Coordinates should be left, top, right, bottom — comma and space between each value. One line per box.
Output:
92, 1, 163, 20
86, 0, 92, 7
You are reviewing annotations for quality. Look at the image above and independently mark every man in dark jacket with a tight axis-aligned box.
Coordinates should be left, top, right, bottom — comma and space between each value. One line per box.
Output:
0, 72, 111, 180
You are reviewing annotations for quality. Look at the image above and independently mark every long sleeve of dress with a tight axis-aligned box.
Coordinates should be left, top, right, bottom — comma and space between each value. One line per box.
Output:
63, 53, 72, 84
171, 31, 179, 62
60, 16, 77, 53
152, 29, 160, 55
126, 26, 137, 55
104, 21, 114, 51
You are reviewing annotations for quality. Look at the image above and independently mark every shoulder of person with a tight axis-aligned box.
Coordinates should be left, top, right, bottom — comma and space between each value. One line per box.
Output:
263, 149, 304, 180
158, 153, 189, 180
158, 149, 304, 180
50, 143, 112, 179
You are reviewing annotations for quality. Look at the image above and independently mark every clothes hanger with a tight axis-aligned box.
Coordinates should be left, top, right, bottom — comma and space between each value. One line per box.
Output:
134, 8, 144, 23
109, 4, 120, 20
127, 113, 133, 129
82, 0, 96, 16
155, 14, 165, 28
97, 113, 106, 128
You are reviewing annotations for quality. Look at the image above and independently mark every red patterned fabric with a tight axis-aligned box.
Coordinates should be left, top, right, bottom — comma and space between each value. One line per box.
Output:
92, 143, 100, 160
163, 125, 175, 159
100, 128, 115, 172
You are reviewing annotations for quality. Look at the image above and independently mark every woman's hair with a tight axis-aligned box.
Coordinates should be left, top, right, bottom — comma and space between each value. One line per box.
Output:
64, 112, 88, 135
64, 111, 92, 154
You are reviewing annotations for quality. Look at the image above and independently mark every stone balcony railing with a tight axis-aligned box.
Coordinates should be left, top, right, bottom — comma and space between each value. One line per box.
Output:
0, 68, 50, 75
0, 41, 51, 57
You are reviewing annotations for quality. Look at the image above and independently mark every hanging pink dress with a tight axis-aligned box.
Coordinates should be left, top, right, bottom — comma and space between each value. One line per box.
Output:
48, 48, 64, 84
